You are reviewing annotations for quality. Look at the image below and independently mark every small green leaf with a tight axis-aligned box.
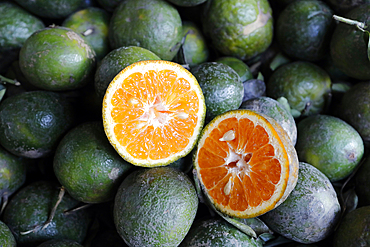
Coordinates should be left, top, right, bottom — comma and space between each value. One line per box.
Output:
290, 109, 301, 118
332, 82, 351, 93
0, 85, 6, 102
365, 30, 370, 62
257, 72, 264, 81
258, 232, 275, 243
269, 52, 291, 71
276, 97, 291, 113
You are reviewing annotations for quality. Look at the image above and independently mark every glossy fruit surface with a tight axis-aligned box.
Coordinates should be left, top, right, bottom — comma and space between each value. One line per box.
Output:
202, 0, 273, 60
109, 0, 182, 60
3, 181, 91, 246
0, 1, 44, 53
13, 0, 86, 19
338, 82, 370, 143
295, 115, 364, 182
0, 220, 16, 247
266, 61, 331, 118
276, 0, 333, 61
330, 4, 370, 80
0, 91, 75, 158
62, 7, 110, 60
191, 62, 243, 121
19, 27, 96, 91
114, 167, 198, 247
54, 121, 133, 203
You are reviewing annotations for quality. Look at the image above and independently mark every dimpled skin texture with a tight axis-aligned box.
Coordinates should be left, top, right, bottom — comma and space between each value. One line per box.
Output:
109, 0, 182, 61
114, 167, 198, 247
62, 7, 111, 61
266, 61, 331, 117
202, 0, 273, 60
276, 0, 333, 62
179, 218, 263, 247
191, 62, 243, 121
295, 115, 364, 182
330, 4, 370, 80
0, 1, 44, 52
339, 82, 370, 143
0, 221, 16, 247
13, 0, 85, 19
53, 121, 133, 204
333, 206, 370, 247
0, 146, 27, 199
19, 27, 96, 91
2, 181, 91, 246
0, 91, 75, 159
262, 162, 341, 244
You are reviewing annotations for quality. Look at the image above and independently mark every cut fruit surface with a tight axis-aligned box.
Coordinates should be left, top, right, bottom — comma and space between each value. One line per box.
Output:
193, 109, 298, 218
103, 60, 206, 167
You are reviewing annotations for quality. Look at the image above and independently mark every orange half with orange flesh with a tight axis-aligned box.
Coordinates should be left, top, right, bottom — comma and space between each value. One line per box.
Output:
103, 60, 206, 167
194, 109, 299, 218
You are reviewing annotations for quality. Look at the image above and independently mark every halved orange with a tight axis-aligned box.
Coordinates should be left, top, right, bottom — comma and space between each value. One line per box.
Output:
193, 109, 299, 218
102, 60, 206, 167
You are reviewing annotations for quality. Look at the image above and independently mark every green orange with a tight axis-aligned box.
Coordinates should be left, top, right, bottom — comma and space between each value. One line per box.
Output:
262, 162, 341, 244
330, 4, 370, 80
62, 7, 111, 60
13, 0, 86, 19
333, 206, 370, 247
0, 91, 75, 159
202, 0, 273, 60
179, 218, 263, 246
109, 0, 182, 60
266, 61, 331, 118
3, 181, 91, 246
276, 0, 334, 61
0, 221, 16, 247
114, 167, 198, 246
190, 62, 243, 121
0, 1, 44, 53
53, 121, 133, 203
19, 27, 96, 91
295, 115, 364, 182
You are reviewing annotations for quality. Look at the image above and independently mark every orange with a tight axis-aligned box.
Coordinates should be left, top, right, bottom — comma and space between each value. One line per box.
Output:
193, 109, 299, 218
103, 60, 206, 167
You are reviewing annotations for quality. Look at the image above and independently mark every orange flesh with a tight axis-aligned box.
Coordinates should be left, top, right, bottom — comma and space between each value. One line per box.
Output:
110, 69, 199, 160
198, 117, 282, 211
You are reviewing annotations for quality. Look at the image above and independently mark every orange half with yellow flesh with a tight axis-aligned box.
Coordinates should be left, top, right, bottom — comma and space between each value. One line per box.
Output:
103, 60, 206, 167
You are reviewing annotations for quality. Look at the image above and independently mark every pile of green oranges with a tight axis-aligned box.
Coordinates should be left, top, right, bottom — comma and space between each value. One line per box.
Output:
1, 0, 370, 246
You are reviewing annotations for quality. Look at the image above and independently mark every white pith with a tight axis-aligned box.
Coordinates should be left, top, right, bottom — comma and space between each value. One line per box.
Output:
195, 110, 290, 218
103, 60, 206, 167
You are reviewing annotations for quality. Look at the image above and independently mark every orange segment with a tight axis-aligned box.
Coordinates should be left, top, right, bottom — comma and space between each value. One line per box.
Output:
194, 109, 299, 218
103, 60, 206, 167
